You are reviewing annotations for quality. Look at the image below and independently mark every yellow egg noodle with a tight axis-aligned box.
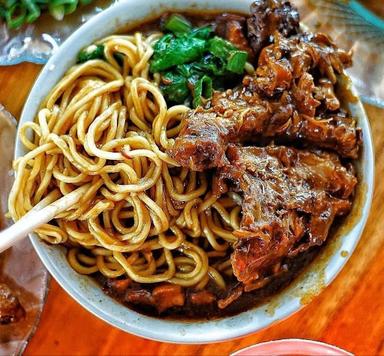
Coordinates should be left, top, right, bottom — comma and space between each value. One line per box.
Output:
8, 32, 244, 291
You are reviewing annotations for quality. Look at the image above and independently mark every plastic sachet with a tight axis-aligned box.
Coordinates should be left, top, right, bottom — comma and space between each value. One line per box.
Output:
0, 0, 114, 65
0, 105, 49, 356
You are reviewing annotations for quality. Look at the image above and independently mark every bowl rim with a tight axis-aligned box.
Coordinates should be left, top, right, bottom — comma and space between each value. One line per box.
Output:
16, 0, 375, 344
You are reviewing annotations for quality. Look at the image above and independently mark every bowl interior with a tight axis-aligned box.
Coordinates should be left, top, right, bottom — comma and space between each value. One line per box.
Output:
15, 0, 375, 343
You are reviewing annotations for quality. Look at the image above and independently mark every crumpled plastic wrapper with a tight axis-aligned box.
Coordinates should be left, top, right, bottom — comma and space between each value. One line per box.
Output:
294, 0, 384, 108
0, 0, 114, 65
0, 105, 49, 356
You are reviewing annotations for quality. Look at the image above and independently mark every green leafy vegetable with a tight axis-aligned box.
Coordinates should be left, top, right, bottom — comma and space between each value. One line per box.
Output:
160, 71, 190, 104
189, 25, 213, 40
226, 51, 248, 74
150, 14, 249, 108
150, 14, 248, 107
77, 44, 105, 63
150, 35, 206, 72
163, 14, 192, 35
207, 36, 237, 60
192, 75, 213, 108
192, 54, 227, 76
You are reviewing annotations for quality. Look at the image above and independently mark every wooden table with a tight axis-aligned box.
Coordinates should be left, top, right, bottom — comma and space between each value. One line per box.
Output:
0, 62, 383, 356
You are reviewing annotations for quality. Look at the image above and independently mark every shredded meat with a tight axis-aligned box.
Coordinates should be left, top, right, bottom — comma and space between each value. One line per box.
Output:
218, 285, 244, 309
255, 32, 352, 97
169, 32, 360, 171
215, 145, 356, 286
0, 283, 25, 324
247, 0, 300, 56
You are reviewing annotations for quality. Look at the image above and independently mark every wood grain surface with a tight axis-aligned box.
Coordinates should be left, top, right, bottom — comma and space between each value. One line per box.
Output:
0, 60, 383, 356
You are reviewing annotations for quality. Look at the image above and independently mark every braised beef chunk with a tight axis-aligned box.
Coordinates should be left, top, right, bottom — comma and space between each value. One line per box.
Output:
247, 0, 300, 56
152, 284, 185, 313
169, 111, 230, 171
124, 288, 154, 307
214, 145, 356, 286
255, 32, 352, 97
169, 30, 360, 171
0, 283, 25, 324
214, 14, 255, 61
170, 81, 360, 171
104, 278, 131, 296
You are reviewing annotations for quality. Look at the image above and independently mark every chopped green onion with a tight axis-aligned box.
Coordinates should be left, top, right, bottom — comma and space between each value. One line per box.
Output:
48, 2, 64, 20
5, 2, 27, 29
189, 25, 213, 39
0, 5, 6, 18
50, 0, 77, 6
163, 14, 192, 35
207, 36, 237, 60
226, 51, 248, 74
49, 0, 80, 19
64, 0, 78, 15
22, 0, 41, 23
192, 75, 213, 108
78, 44, 105, 63
79, 0, 92, 5
4, 0, 17, 8
0, 0, 93, 27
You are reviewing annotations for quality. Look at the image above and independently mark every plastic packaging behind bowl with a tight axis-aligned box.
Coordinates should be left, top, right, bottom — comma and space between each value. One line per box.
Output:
0, 105, 49, 356
0, 0, 115, 65
295, 0, 384, 108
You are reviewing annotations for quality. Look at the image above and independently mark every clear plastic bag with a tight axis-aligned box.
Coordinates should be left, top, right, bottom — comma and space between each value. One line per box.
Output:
0, 0, 114, 65
0, 105, 49, 356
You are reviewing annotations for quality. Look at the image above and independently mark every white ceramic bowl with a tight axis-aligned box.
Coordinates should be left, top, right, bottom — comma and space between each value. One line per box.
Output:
16, 0, 374, 343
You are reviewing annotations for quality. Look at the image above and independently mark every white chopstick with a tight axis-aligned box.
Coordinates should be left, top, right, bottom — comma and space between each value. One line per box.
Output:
0, 184, 91, 253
